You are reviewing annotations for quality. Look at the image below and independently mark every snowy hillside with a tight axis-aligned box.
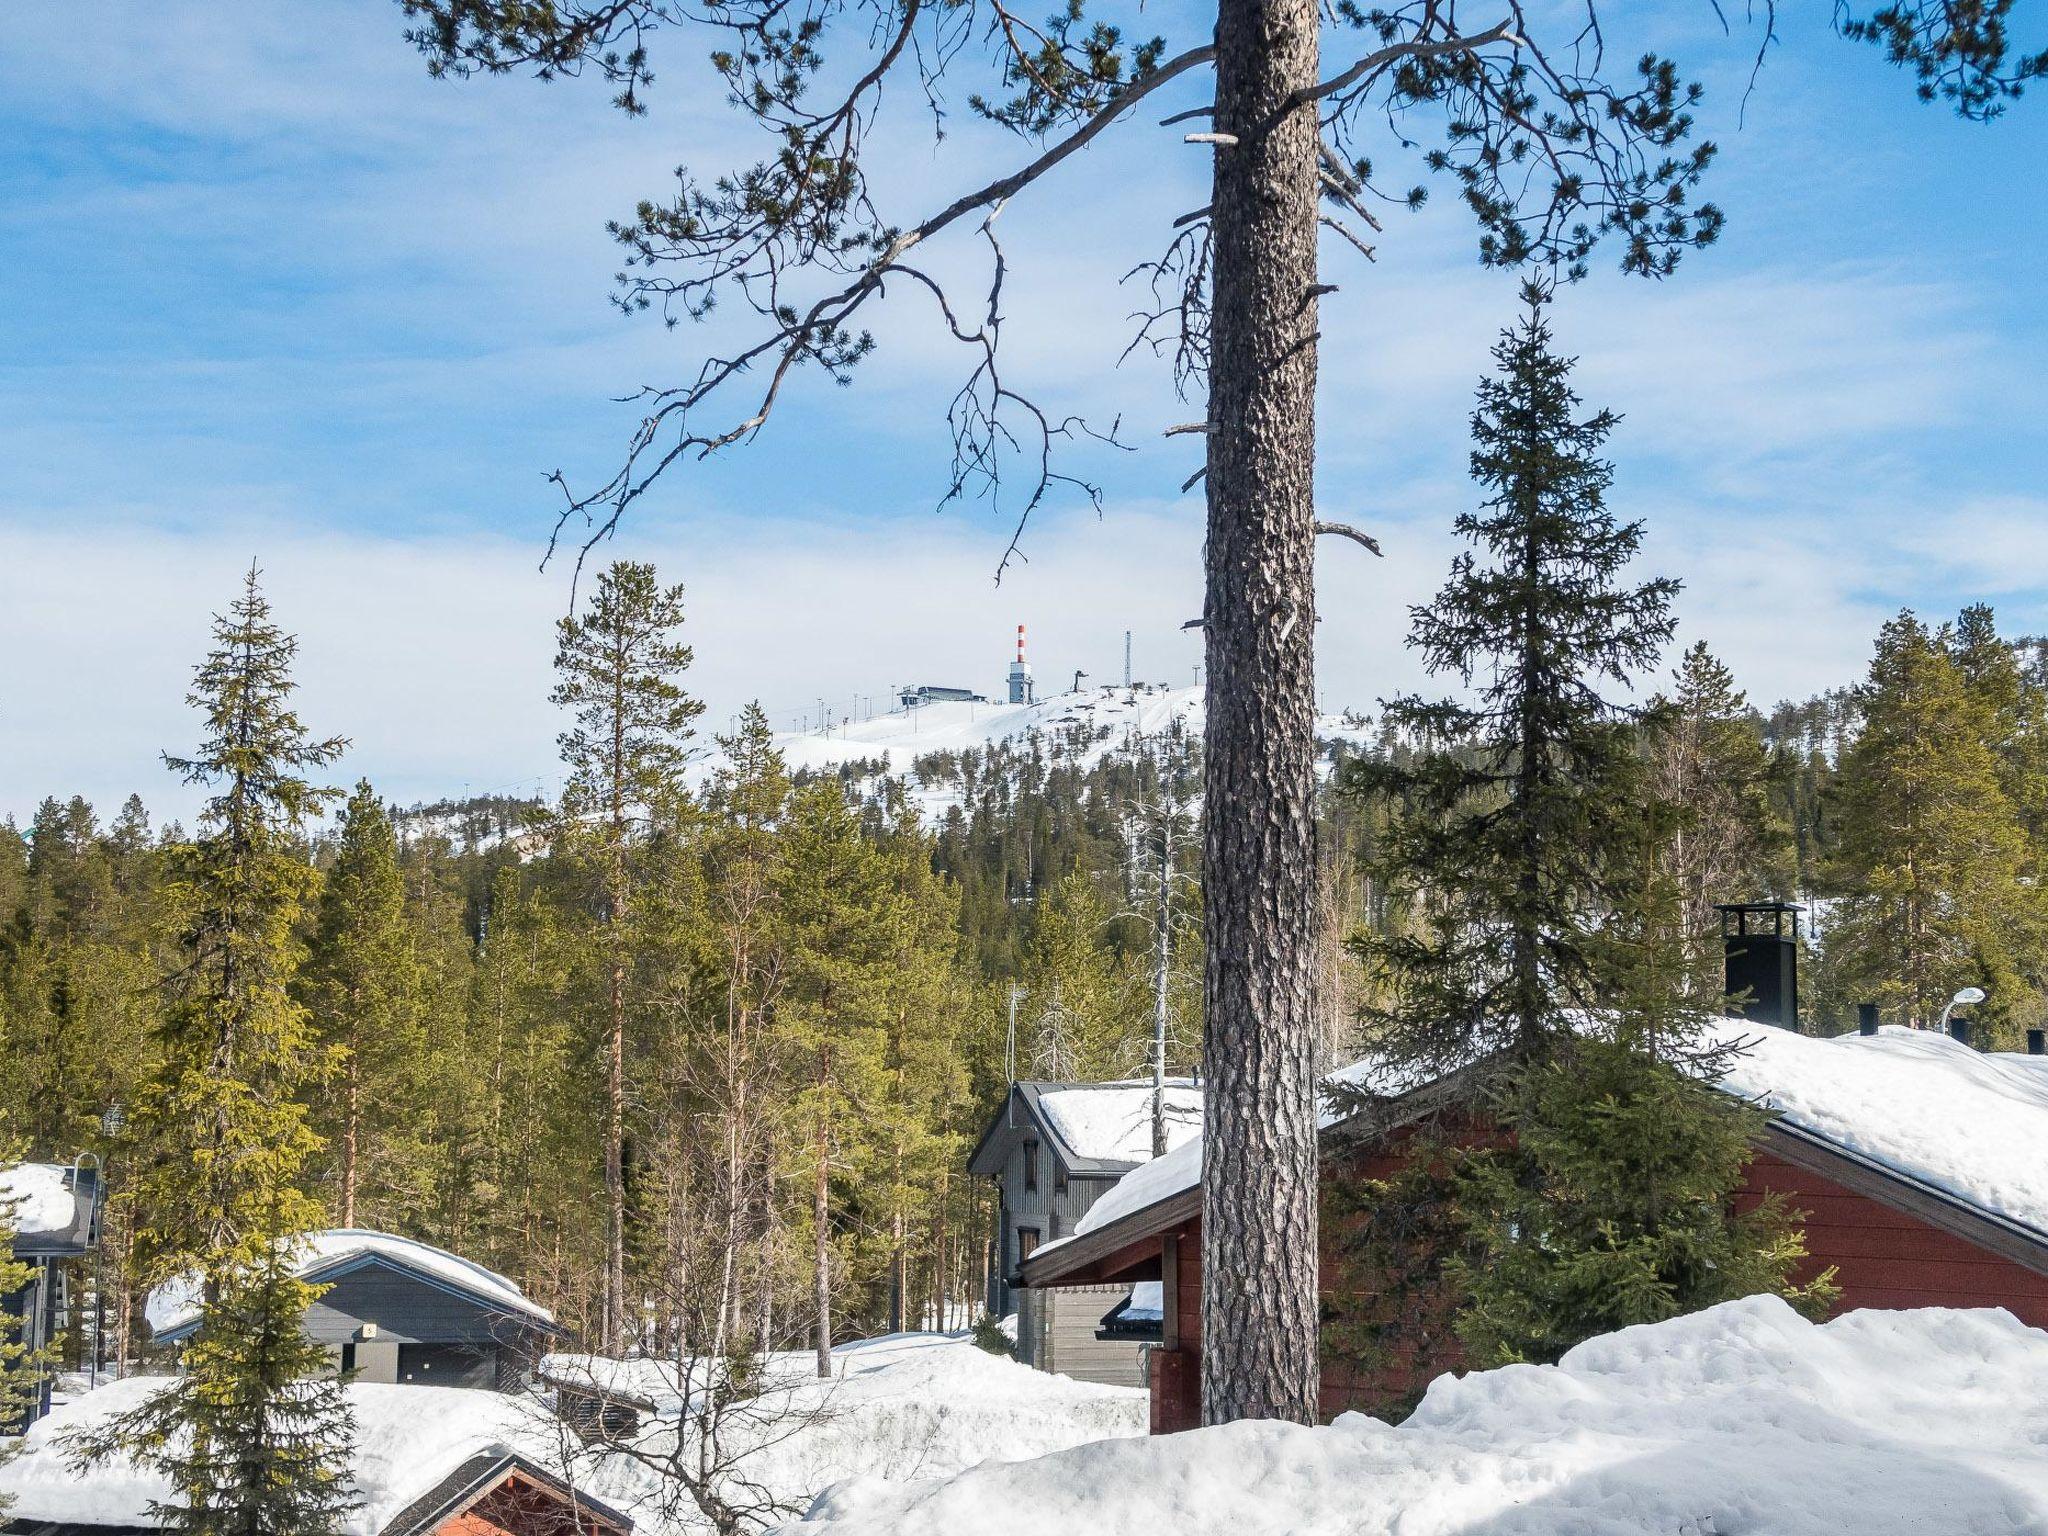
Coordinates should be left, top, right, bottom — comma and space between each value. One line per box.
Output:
771, 683, 1373, 817
788, 1298, 2048, 1536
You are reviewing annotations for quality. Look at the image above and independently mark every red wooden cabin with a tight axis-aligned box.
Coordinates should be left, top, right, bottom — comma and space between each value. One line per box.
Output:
1022, 1025, 2048, 1435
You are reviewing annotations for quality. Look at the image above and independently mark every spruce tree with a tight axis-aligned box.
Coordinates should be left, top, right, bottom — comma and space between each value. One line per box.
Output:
551, 559, 704, 1352
1336, 300, 1821, 1384
1452, 815, 1830, 1367
304, 781, 425, 1230
1346, 291, 1679, 1075
73, 565, 357, 1535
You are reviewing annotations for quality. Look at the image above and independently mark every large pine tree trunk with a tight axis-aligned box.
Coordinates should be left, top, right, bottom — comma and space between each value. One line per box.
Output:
1198, 0, 1324, 1429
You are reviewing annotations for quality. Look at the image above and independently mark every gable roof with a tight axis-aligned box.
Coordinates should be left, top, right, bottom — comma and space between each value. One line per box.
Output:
2, 1162, 101, 1258
148, 1229, 559, 1343
381, 1450, 632, 1536
1022, 1019, 2048, 1288
967, 1080, 1203, 1178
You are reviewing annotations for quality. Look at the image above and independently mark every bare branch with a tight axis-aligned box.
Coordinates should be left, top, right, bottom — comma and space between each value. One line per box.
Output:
1315, 520, 1384, 555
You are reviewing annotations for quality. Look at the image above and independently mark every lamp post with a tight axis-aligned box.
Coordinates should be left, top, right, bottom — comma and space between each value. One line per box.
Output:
1937, 986, 1987, 1034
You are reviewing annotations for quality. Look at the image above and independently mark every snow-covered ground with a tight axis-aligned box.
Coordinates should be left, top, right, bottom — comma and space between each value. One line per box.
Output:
6, 1333, 1143, 1535
0, 1377, 558, 1532
547, 1332, 1148, 1533
787, 1297, 2048, 1536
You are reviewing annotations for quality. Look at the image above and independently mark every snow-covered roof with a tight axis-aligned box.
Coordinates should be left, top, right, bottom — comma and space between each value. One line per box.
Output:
793, 1296, 2048, 1536
147, 1229, 554, 1339
1122, 1282, 1163, 1323
0, 1377, 571, 1533
0, 1162, 86, 1238
1057, 1019, 2048, 1255
1035, 1082, 1203, 1166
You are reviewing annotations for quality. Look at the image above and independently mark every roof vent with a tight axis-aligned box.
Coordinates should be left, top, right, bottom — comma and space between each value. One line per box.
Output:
1858, 1002, 1879, 1037
2028, 1028, 2045, 1057
1717, 902, 1802, 1031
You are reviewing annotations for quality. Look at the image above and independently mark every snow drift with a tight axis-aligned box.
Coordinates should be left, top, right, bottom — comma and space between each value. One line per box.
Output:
549, 1331, 1149, 1533
0, 1377, 563, 1532
786, 1297, 2048, 1536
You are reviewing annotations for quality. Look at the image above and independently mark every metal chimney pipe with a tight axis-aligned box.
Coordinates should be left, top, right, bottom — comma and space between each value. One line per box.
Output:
1948, 1018, 1972, 1046
2028, 1028, 2045, 1057
1857, 1002, 1879, 1036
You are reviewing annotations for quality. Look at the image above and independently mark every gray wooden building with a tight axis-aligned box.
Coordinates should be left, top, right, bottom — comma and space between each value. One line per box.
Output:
148, 1230, 562, 1391
1, 1161, 104, 1427
968, 1079, 1199, 1388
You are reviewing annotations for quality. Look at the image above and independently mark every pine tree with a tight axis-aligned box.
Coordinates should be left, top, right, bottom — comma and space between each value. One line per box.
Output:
1644, 641, 1794, 1000
776, 780, 893, 1377
75, 565, 357, 1534
1828, 611, 2037, 1035
1346, 292, 1679, 1076
551, 560, 704, 1352
303, 782, 425, 1230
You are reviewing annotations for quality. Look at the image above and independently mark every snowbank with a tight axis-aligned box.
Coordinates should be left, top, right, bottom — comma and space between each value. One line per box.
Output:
146, 1228, 553, 1337
549, 1332, 1148, 1533
1036, 1081, 1202, 1164
788, 1297, 2048, 1536
0, 1163, 78, 1235
1069, 1019, 2048, 1248
0, 1377, 566, 1532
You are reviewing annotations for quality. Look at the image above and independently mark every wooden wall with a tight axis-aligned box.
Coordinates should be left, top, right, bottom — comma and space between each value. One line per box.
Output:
1145, 1135, 2048, 1435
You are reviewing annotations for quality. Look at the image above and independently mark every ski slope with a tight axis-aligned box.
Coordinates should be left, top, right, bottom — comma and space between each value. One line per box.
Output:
772, 684, 1374, 818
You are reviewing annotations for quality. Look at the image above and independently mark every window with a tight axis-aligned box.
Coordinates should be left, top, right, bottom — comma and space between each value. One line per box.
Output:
1022, 1139, 1039, 1193
1017, 1227, 1041, 1262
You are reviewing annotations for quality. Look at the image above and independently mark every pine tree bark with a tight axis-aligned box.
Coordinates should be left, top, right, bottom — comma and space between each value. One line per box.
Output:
1198, 0, 1324, 1428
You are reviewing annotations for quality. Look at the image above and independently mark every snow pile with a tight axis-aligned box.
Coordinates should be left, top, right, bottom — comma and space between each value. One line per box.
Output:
549, 1332, 1148, 1533
0, 1377, 567, 1532
0, 1163, 78, 1235
1036, 1081, 1202, 1165
147, 1228, 554, 1337
788, 1297, 2048, 1536
1069, 1019, 2048, 1248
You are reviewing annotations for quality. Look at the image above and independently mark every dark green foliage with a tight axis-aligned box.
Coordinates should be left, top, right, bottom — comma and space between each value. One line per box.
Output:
1452, 1037, 1834, 1367
969, 1311, 1015, 1358
1346, 293, 1678, 1076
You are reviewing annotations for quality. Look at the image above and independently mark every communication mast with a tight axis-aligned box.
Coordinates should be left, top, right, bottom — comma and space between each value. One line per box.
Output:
1008, 624, 1035, 704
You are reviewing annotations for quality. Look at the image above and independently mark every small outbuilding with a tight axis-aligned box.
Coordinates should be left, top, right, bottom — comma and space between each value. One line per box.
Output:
147, 1230, 563, 1390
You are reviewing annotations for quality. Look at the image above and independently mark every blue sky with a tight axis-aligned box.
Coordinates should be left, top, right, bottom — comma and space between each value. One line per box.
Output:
3, 2, 2046, 821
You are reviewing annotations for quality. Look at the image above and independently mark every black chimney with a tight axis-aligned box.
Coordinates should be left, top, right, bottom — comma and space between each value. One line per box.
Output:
1949, 1017, 1972, 1046
1858, 1003, 1879, 1036
1717, 902, 1803, 1030
2029, 1029, 2045, 1057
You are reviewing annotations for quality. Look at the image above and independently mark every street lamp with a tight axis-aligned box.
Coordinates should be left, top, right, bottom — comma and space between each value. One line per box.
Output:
1938, 987, 1987, 1033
